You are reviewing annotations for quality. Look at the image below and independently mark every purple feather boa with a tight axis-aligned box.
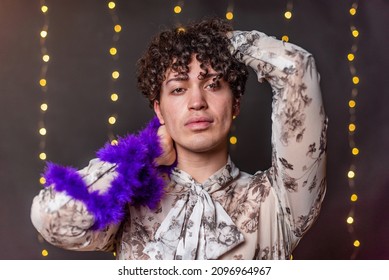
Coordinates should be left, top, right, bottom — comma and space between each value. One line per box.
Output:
43, 117, 176, 230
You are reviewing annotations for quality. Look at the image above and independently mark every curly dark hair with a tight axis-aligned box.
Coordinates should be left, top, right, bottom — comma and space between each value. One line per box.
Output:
136, 17, 249, 107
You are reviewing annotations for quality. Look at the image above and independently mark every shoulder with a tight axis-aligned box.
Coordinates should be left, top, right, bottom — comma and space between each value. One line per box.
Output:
230, 169, 274, 203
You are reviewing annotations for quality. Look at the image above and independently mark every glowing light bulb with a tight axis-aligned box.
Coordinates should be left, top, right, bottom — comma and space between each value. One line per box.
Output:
40, 30, 48, 38
177, 27, 185, 33
348, 170, 355, 179
352, 29, 359, 38
40, 103, 48, 111
108, 116, 116, 125
229, 136, 237, 145
226, 12, 233, 20
41, 5, 48, 13
39, 177, 46, 185
347, 216, 354, 224
352, 76, 360, 85
111, 139, 118, 145
114, 24, 122, 33
350, 194, 358, 202
109, 47, 117, 56
349, 8, 357, 16
281, 35, 289, 42
39, 79, 47, 87
349, 123, 356, 132
39, 152, 47, 160
112, 71, 120, 79
39, 128, 47, 136
174, 6, 182, 14
352, 148, 359, 156
348, 100, 356, 108
42, 54, 50, 62
347, 53, 355, 61
41, 249, 49, 257
353, 240, 360, 247
110, 93, 119, 102
284, 11, 292, 19
108, 2, 115, 9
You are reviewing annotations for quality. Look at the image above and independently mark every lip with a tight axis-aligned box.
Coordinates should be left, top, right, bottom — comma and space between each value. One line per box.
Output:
185, 116, 213, 130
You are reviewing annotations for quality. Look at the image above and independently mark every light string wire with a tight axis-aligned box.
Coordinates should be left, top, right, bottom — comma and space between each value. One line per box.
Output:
226, 1, 238, 148
173, 0, 184, 30
283, 1, 293, 259
37, 0, 50, 258
226, 0, 234, 22
346, 0, 361, 260
107, 1, 121, 144
107, 2, 121, 257
282, 0, 293, 42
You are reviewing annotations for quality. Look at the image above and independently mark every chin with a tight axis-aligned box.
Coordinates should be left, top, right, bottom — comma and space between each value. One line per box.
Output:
182, 138, 227, 154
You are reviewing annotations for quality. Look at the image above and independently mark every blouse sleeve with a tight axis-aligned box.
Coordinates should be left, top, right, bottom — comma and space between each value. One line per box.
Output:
229, 31, 328, 249
30, 159, 120, 252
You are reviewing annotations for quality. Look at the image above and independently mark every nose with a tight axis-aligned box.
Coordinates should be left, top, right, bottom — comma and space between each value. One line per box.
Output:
188, 87, 208, 111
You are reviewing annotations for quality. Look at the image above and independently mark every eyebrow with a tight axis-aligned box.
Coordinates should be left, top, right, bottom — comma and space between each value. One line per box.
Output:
165, 76, 187, 85
165, 72, 220, 85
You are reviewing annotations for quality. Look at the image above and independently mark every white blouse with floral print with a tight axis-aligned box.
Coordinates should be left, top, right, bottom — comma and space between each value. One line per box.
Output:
31, 30, 327, 260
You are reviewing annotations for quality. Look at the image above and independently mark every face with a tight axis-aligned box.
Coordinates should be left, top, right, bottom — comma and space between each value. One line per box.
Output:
154, 56, 239, 156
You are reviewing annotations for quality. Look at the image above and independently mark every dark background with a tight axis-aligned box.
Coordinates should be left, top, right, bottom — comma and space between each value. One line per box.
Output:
0, 0, 388, 260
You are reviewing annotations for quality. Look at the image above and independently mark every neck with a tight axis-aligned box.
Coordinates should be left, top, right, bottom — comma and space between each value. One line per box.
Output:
176, 146, 228, 184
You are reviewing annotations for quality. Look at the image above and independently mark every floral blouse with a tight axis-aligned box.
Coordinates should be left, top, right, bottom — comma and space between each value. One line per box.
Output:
31, 30, 327, 260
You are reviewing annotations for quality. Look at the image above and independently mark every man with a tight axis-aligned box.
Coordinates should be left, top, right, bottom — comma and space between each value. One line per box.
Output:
31, 18, 327, 260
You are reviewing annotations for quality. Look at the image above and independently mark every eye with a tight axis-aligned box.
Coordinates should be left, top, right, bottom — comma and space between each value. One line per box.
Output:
171, 87, 186, 95
205, 81, 221, 91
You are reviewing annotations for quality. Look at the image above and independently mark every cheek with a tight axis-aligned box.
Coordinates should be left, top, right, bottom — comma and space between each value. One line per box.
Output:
159, 107, 179, 134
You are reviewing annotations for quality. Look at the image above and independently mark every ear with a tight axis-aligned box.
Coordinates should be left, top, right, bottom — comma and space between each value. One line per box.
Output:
153, 100, 165, 125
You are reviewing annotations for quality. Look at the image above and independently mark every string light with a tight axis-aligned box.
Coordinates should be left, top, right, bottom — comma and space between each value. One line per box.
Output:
346, 1, 361, 259
282, 0, 294, 42
108, 1, 115, 9
225, 0, 234, 21
40, 30, 48, 38
224, 0, 239, 149
174, 5, 182, 14
229, 136, 237, 145
106, 2, 122, 258
284, 11, 292, 20
39, 176, 46, 185
284, 2, 295, 261
172, 1, 185, 30
39, 78, 47, 87
39, 128, 47, 136
107, 1, 121, 142
108, 116, 117, 125
110, 93, 119, 102
112, 70, 120, 79
226, 11, 234, 20
41, 249, 49, 257
37, 0, 50, 258
39, 152, 47, 161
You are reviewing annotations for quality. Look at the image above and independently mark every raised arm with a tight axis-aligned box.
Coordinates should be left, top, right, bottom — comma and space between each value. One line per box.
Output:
229, 30, 327, 246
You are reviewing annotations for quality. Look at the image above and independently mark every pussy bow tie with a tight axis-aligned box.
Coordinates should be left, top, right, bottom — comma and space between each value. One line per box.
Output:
143, 162, 244, 260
